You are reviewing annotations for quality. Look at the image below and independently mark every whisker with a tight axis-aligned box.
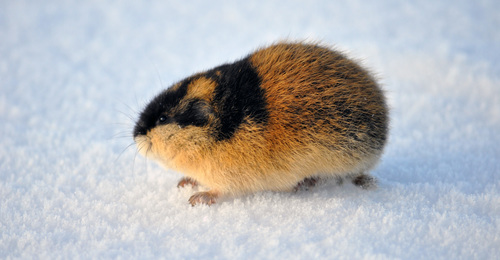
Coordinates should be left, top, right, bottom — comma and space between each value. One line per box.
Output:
106, 131, 133, 142
123, 102, 139, 116
111, 122, 134, 127
111, 131, 133, 139
145, 142, 154, 176
153, 62, 165, 89
117, 98, 140, 118
114, 142, 136, 164
118, 110, 137, 124
112, 135, 133, 140
135, 94, 143, 116
113, 135, 133, 141
133, 144, 140, 175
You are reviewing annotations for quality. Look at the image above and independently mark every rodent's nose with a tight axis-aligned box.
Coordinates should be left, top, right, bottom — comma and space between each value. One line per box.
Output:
134, 129, 146, 137
133, 124, 147, 137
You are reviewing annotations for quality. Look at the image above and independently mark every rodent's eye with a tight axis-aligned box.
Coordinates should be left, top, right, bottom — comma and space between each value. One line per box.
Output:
158, 115, 169, 124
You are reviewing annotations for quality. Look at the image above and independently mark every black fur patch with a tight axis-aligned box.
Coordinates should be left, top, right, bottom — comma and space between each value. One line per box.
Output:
206, 58, 269, 141
133, 79, 190, 137
174, 99, 211, 128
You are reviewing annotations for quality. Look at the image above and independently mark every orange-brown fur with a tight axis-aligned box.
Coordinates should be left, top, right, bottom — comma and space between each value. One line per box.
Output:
135, 41, 388, 205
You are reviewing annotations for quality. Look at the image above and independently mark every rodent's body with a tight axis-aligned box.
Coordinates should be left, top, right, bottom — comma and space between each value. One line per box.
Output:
133, 42, 388, 205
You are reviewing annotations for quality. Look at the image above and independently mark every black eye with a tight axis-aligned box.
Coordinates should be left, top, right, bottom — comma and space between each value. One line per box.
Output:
158, 115, 169, 124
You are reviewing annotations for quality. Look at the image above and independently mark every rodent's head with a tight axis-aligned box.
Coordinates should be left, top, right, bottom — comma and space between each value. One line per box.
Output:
133, 76, 217, 167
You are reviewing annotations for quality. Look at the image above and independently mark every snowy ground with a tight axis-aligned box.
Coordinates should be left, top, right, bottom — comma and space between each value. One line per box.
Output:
1, 0, 499, 259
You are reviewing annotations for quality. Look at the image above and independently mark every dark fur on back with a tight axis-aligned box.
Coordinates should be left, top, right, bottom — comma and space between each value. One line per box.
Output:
206, 58, 269, 141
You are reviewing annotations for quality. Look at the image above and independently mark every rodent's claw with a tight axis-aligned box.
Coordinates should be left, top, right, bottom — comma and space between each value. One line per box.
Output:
189, 191, 219, 206
177, 177, 199, 188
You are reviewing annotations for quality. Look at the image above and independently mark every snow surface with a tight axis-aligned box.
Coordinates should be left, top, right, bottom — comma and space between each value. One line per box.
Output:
1, 0, 499, 259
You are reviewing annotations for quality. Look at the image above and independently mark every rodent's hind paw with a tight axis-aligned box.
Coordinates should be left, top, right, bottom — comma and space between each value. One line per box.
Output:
293, 177, 320, 192
189, 191, 219, 206
177, 177, 199, 188
352, 174, 377, 189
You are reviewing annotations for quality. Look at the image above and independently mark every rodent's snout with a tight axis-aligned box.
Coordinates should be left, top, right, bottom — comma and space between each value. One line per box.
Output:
133, 121, 147, 138
134, 134, 153, 157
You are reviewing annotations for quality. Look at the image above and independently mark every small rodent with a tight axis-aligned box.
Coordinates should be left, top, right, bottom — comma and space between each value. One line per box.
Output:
133, 42, 388, 206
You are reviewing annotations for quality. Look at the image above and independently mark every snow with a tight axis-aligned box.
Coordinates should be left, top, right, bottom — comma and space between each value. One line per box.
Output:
1, 0, 499, 259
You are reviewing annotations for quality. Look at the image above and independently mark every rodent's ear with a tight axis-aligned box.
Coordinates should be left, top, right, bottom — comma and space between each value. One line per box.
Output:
186, 77, 217, 102
174, 99, 213, 128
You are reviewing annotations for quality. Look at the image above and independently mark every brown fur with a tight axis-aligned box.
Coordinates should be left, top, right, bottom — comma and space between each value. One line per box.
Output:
135, 41, 388, 206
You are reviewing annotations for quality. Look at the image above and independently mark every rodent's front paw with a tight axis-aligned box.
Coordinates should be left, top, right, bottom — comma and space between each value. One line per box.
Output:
177, 177, 199, 188
189, 191, 219, 206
